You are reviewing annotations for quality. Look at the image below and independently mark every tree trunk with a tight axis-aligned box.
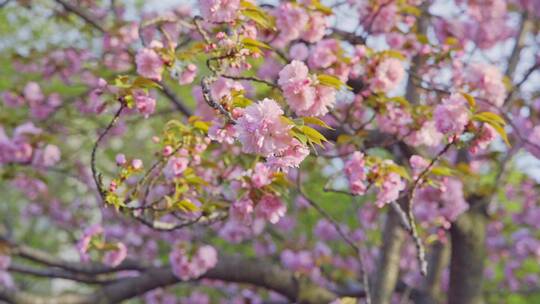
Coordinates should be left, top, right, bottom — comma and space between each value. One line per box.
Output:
448, 206, 487, 304
372, 210, 406, 304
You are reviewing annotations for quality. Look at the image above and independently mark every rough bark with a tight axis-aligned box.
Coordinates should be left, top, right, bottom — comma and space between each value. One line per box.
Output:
448, 204, 487, 304
1, 254, 337, 304
416, 241, 450, 304
372, 210, 406, 304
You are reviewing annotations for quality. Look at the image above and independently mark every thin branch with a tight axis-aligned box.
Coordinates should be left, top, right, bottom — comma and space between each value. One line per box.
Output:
298, 182, 372, 304
220, 74, 279, 89
159, 81, 193, 116
6, 239, 145, 275
8, 263, 115, 284
201, 76, 236, 123
405, 141, 453, 276
57, 0, 192, 117
505, 11, 529, 79
90, 104, 125, 201
55, 0, 106, 33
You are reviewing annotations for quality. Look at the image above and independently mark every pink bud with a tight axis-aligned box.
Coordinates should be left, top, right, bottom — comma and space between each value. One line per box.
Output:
132, 159, 143, 170
115, 154, 127, 166
163, 145, 173, 156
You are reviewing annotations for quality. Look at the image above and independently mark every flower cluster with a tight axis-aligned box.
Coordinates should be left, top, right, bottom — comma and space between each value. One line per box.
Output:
0, 123, 60, 167
169, 244, 218, 281
433, 93, 470, 135
278, 60, 336, 117
272, 2, 328, 47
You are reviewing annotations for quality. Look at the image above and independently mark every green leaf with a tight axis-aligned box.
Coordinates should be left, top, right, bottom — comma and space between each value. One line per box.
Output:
292, 131, 308, 145
175, 199, 199, 212
302, 117, 333, 129
340, 298, 357, 304
105, 192, 125, 210
445, 37, 459, 46
337, 134, 353, 144
317, 74, 350, 90
132, 77, 162, 89
242, 37, 273, 50
387, 96, 410, 107
299, 125, 328, 146
311, 0, 333, 15
474, 112, 506, 126
472, 112, 510, 146
388, 164, 411, 181
431, 166, 455, 176
232, 95, 253, 108
280, 116, 296, 126
416, 34, 429, 45
185, 174, 209, 186
379, 50, 406, 60
401, 4, 422, 16
488, 122, 511, 147
114, 75, 131, 88
461, 92, 476, 109
241, 8, 276, 30
192, 120, 210, 133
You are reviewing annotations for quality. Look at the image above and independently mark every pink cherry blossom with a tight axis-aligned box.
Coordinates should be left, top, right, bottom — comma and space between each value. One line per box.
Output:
77, 224, 104, 262
278, 60, 316, 114
178, 63, 198, 85
115, 154, 127, 166
33, 144, 61, 167
251, 162, 272, 188
308, 39, 339, 69
266, 139, 309, 170
297, 85, 336, 117
377, 103, 412, 136
466, 64, 506, 107
135, 48, 164, 81
273, 3, 309, 46
192, 245, 218, 276
103, 242, 128, 267
375, 171, 405, 208
344, 151, 367, 196
235, 98, 292, 156
133, 89, 156, 118
170, 244, 217, 281
23, 82, 44, 102
164, 156, 189, 179
281, 249, 315, 273
230, 197, 254, 224
200, 0, 240, 23
469, 124, 497, 154
256, 194, 286, 224
414, 178, 469, 229
314, 219, 340, 241
289, 43, 309, 61
405, 120, 444, 147
410, 155, 429, 179
371, 58, 405, 92
219, 220, 253, 243
433, 93, 469, 135
301, 12, 328, 43
2, 91, 25, 107
132, 159, 143, 170
359, 1, 398, 34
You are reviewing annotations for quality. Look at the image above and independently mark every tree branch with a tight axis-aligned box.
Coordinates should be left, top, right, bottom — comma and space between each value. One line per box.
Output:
55, 0, 193, 117
1, 254, 338, 304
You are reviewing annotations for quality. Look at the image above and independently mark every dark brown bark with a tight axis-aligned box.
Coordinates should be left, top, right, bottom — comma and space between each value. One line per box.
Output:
372, 210, 406, 304
415, 242, 450, 304
1, 254, 337, 304
448, 205, 488, 304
